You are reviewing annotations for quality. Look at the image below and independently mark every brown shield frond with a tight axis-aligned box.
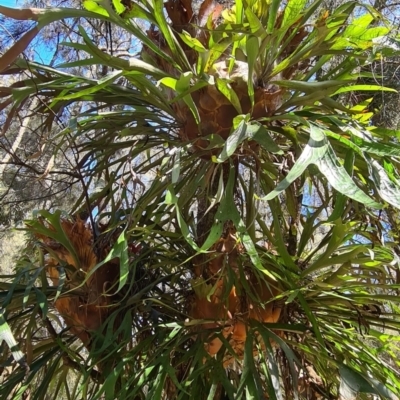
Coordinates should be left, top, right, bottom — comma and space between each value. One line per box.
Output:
35, 217, 120, 348
190, 224, 282, 365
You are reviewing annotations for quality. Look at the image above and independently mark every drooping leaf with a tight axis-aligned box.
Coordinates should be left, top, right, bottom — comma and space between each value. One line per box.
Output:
338, 364, 397, 399
263, 125, 381, 208
216, 120, 247, 162
316, 143, 381, 208
367, 156, 400, 209
262, 124, 327, 201
0, 309, 26, 367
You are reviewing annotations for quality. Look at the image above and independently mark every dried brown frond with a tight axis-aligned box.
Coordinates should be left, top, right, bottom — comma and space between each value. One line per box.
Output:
36, 217, 120, 348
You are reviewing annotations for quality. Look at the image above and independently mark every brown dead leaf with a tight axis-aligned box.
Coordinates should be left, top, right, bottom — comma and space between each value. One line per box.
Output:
38, 154, 54, 180
0, 6, 40, 21
1, 101, 26, 136
0, 26, 39, 73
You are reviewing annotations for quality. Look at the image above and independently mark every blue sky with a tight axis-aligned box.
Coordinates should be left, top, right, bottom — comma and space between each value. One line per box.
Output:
0, 0, 54, 64
0, 0, 18, 6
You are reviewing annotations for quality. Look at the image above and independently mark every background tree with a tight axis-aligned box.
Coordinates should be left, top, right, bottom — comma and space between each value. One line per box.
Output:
1, 0, 400, 399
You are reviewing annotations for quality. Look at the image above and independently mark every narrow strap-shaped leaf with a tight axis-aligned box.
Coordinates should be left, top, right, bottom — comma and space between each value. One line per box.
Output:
216, 120, 247, 162
333, 84, 397, 95
0, 309, 27, 368
84, 229, 129, 295
262, 125, 326, 201
297, 291, 327, 353
316, 143, 381, 208
266, 0, 282, 34
0, 27, 39, 73
327, 149, 355, 222
366, 155, 400, 209
246, 35, 258, 104
152, 0, 190, 71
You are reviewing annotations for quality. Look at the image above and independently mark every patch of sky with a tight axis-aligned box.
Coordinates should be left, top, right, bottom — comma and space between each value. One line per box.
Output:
0, 0, 55, 64
0, 0, 18, 6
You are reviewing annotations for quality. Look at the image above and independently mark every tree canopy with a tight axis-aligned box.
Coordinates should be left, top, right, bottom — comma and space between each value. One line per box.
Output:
1, 0, 400, 399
